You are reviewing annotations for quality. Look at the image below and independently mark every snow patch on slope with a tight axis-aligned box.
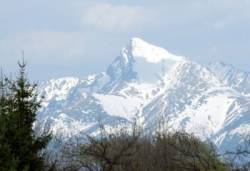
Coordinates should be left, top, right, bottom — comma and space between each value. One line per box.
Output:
93, 93, 141, 121
179, 94, 234, 138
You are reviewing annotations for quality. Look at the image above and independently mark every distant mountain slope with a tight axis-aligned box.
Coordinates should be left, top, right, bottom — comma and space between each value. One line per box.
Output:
37, 38, 250, 153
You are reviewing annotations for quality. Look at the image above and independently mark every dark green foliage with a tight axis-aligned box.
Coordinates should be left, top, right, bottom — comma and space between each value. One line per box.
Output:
0, 62, 51, 171
0, 71, 18, 170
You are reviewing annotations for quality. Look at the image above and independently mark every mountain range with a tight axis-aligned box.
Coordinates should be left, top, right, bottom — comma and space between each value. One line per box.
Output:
37, 38, 250, 153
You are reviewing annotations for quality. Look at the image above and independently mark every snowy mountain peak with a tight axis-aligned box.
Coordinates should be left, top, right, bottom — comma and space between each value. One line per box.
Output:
105, 38, 189, 85
126, 37, 186, 63
37, 38, 250, 154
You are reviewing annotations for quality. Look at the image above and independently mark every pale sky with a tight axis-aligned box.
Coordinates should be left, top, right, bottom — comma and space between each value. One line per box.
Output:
1, 0, 250, 80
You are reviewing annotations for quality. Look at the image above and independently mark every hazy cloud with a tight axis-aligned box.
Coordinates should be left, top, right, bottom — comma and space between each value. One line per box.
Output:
0, 31, 88, 64
81, 3, 156, 32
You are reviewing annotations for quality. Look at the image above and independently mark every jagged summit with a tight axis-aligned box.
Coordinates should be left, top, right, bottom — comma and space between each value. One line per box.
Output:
109, 37, 188, 83
123, 37, 186, 63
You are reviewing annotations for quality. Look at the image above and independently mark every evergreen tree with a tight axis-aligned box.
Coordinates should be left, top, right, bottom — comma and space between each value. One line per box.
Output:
0, 71, 18, 170
0, 61, 51, 171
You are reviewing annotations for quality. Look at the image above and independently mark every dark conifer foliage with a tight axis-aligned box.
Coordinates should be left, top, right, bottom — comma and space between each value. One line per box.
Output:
0, 70, 18, 170
0, 61, 51, 171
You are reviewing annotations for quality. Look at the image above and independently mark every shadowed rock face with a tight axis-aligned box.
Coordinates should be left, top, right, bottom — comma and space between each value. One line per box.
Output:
37, 37, 250, 153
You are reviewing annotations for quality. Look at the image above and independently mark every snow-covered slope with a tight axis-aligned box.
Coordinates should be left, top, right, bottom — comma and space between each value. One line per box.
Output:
37, 38, 250, 153
208, 62, 250, 96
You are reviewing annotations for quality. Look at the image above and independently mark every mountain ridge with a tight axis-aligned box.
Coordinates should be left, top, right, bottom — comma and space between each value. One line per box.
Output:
37, 38, 250, 153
